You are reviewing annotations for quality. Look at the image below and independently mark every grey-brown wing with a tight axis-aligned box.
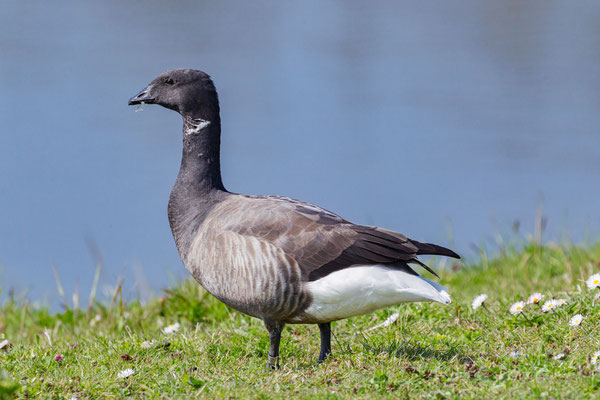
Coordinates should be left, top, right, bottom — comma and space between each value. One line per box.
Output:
217, 195, 459, 282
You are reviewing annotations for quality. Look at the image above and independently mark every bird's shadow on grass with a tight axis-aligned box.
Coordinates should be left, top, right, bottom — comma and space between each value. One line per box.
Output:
292, 341, 471, 370
361, 340, 472, 363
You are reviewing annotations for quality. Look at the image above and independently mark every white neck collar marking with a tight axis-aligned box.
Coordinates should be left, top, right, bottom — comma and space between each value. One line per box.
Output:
185, 118, 211, 135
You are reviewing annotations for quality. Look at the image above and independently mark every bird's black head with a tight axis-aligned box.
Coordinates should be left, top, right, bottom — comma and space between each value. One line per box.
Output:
128, 69, 219, 119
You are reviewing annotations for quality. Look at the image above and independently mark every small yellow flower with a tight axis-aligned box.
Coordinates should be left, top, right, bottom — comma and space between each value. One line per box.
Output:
569, 314, 583, 327
526, 293, 544, 304
163, 322, 180, 334
586, 273, 600, 289
541, 300, 557, 312
509, 301, 525, 315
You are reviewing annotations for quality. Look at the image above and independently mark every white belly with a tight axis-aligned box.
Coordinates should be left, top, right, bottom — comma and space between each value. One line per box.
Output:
296, 265, 451, 323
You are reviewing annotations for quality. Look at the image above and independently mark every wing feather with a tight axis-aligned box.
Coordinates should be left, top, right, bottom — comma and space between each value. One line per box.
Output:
211, 194, 459, 282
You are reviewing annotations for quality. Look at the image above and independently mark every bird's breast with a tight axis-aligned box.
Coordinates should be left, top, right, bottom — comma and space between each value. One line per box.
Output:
183, 229, 311, 320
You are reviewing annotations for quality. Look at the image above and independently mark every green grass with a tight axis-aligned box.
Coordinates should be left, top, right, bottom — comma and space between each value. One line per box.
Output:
2, 242, 600, 399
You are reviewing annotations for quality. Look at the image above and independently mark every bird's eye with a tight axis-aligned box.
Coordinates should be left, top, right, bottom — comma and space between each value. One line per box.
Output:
165, 78, 175, 85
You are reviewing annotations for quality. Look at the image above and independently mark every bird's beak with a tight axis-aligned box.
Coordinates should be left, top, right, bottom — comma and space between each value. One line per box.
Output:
128, 85, 155, 105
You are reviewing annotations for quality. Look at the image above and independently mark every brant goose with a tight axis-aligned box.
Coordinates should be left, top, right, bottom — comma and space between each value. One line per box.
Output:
128, 69, 460, 369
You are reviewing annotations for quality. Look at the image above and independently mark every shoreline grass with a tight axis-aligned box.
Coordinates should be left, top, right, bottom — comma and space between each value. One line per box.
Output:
1, 242, 600, 399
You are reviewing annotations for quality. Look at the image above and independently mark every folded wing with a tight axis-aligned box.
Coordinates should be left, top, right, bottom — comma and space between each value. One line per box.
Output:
215, 194, 459, 282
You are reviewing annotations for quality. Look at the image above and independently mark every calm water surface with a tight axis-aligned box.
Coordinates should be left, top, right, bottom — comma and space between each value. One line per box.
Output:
1, 1, 599, 303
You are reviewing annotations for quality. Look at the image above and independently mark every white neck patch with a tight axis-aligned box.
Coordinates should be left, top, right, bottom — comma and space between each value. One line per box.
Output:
185, 118, 211, 135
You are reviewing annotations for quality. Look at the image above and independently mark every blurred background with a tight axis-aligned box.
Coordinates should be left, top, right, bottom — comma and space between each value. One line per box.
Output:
1, 1, 599, 306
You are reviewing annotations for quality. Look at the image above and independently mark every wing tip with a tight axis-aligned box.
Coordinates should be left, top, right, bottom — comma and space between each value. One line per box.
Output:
411, 258, 440, 279
414, 241, 461, 259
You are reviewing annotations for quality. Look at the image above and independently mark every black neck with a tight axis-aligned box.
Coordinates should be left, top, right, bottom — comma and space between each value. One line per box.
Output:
177, 115, 226, 194
168, 114, 228, 258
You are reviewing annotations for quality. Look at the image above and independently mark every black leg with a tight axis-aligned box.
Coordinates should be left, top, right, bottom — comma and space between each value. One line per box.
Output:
318, 322, 331, 363
264, 320, 284, 370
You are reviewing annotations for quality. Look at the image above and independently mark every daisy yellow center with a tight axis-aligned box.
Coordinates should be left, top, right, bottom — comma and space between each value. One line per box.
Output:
594, 280, 599, 285
548, 304, 553, 308
516, 306, 522, 310
533, 298, 538, 302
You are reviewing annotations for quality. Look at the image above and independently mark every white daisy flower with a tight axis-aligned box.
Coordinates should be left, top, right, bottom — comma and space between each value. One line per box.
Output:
117, 368, 134, 379
509, 301, 525, 315
471, 294, 488, 310
553, 353, 566, 360
525, 292, 544, 304
141, 341, 155, 349
0, 340, 10, 350
556, 299, 566, 306
163, 322, 180, 334
541, 299, 557, 312
90, 313, 102, 327
569, 314, 583, 327
586, 273, 600, 289
526, 293, 544, 304
591, 351, 600, 365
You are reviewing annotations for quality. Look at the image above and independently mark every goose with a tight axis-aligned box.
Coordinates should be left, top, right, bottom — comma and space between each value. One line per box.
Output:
128, 69, 460, 369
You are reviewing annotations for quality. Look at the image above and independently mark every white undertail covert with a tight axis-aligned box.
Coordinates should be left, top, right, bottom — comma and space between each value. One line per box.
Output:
298, 265, 451, 323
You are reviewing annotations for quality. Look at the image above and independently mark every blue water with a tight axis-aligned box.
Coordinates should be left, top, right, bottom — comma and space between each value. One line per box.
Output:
1, 1, 599, 304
